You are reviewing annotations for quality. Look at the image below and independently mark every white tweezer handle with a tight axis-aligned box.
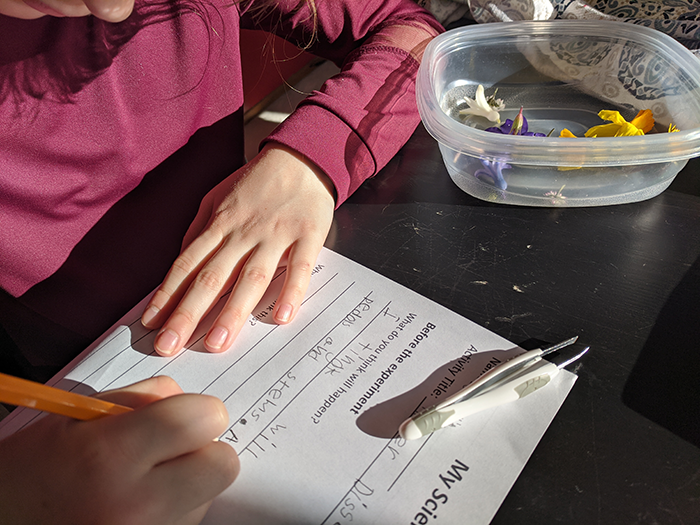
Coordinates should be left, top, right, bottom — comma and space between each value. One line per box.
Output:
400, 360, 560, 440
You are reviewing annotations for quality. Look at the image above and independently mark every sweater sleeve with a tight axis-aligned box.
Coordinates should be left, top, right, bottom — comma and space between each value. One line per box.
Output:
241, 0, 444, 205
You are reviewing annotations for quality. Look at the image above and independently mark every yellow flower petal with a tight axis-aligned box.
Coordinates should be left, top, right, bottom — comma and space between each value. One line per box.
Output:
585, 120, 645, 137
597, 110, 627, 125
615, 122, 645, 137
585, 109, 653, 137
630, 109, 655, 134
585, 123, 622, 137
559, 129, 577, 138
668, 123, 680, 133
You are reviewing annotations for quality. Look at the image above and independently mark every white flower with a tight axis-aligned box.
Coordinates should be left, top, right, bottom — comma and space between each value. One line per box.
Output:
459, 85, 504, 123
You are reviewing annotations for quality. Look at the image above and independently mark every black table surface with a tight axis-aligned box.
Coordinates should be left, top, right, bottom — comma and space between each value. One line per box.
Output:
328, 125, 700, 524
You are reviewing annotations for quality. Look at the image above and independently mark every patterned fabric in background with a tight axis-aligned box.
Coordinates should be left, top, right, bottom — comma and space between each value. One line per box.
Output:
416, 0, 700, 129
418, 0, 700, 50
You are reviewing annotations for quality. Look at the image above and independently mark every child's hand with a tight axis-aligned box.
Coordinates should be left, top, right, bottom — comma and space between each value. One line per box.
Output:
141, 143, 336, 356
0, 0, 134, 22
0, 376, 240, 525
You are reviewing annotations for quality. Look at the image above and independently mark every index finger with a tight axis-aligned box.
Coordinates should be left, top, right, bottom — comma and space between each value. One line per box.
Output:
98, 393, 229, 467
95, 376, 185, 410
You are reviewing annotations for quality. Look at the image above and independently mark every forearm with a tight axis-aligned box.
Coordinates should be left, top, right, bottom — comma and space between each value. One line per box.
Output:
245, 0, 444, 204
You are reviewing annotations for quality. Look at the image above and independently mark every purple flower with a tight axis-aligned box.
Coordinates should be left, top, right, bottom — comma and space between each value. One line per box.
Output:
485, 110, 546, 137
474, 159, 510, 190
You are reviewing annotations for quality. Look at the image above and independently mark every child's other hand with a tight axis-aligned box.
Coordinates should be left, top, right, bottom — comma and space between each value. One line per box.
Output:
0, 376, 239, 525
142, 143, 336, 356
0, 0, 134, 22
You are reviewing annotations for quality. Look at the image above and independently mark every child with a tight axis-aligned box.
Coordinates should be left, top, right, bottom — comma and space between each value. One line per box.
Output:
0, 0, 443, 521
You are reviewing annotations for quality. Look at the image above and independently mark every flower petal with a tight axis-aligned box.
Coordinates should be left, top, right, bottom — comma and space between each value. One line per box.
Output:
615, 122, 645, 137
559, 129, 578, 138
459, 85, 502, 123
585, 123, 622, 137
630, 109, 655, 134
474, 84, 489, 108
474, 159, 509, 190
597, 110, 627, 125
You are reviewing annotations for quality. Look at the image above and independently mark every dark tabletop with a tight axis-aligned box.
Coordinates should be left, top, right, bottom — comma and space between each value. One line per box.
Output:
329, 124, 700, 524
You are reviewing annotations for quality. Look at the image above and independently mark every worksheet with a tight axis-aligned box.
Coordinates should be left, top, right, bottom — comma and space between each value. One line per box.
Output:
0, 248, 576, 525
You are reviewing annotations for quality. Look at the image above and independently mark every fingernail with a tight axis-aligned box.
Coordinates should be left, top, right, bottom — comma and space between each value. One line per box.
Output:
276, 304, 293, 323
206, 326, 228, 350
142, 305, 160, 328
155, 329, 179, 355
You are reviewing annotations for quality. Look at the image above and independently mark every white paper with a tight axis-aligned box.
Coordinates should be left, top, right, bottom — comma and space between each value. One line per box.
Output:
0, 248, 576, 524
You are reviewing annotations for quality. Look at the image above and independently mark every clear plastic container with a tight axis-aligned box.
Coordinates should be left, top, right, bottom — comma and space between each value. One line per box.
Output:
417, 20, 700, 206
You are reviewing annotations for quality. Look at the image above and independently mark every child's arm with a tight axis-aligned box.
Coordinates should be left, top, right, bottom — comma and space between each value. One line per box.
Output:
141, 0, 442, 357
0, 376, 239, 525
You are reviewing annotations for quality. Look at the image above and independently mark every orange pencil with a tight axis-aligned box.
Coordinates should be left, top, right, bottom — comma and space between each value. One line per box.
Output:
0, 372, 132, 420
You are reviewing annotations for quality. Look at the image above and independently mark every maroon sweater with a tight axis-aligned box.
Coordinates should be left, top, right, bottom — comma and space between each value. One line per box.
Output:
0, 0, 442, 371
